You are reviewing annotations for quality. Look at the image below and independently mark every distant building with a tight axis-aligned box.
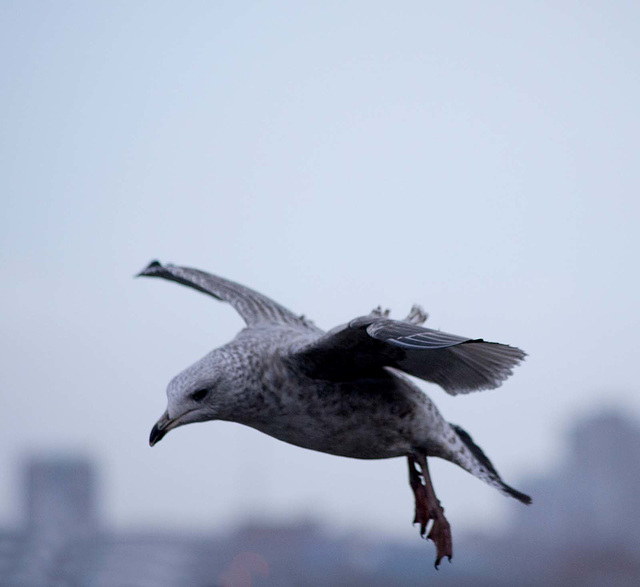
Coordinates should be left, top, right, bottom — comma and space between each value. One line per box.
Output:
0, 457, 427, 586
3, 459, 98, 586
25, 459, 97, 540
515, 410, 640, 549
463, 410, 640, 587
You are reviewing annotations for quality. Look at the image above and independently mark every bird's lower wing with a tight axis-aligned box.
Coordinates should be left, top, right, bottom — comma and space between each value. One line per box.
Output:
292, 316, 526, 395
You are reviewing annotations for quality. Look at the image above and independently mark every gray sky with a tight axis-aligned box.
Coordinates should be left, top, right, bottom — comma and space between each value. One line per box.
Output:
1, 1, 639, 540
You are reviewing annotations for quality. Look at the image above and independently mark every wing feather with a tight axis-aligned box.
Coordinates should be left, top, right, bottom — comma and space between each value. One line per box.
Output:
293, 313, 525, 395
137, 261, 303, 327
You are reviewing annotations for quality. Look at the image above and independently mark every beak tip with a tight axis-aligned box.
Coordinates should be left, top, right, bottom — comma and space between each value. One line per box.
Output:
149, 410, 175, 447
149, 423, 164, 447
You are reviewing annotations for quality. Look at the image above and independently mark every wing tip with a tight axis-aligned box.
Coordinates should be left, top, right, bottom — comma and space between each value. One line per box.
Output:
136, 260, 165, 278
502, 485, 533, 505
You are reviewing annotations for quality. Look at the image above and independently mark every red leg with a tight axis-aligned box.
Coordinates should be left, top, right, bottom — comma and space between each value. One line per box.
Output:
407, 454, 453, 568
407, 456, 429, 536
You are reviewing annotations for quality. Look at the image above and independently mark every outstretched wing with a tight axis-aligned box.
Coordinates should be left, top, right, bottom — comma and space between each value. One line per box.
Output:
292, 313, 526, 395
137, 261, 303, 327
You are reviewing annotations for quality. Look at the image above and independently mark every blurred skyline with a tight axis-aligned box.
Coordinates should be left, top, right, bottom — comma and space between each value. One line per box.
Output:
3, 408, 639, 585
1, 1, 639, 541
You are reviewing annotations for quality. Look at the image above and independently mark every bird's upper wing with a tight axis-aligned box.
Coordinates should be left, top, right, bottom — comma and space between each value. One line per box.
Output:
137, 261, 304, 327
291, 313, 526, 395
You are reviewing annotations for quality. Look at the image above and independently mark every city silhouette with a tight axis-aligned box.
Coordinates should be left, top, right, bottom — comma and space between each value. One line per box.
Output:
1, 409, 639, 586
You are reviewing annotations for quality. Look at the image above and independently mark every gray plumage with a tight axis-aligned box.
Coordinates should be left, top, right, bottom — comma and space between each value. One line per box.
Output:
139, 260, 531, 565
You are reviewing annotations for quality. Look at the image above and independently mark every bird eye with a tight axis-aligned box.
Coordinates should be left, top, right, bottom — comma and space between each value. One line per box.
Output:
191, 388, 209, 402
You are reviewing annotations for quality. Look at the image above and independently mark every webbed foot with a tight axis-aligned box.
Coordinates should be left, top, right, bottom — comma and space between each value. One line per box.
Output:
408, 454, 453, 568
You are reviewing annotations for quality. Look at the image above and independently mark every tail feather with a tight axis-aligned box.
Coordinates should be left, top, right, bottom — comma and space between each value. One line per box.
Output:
450, 423, 532, 505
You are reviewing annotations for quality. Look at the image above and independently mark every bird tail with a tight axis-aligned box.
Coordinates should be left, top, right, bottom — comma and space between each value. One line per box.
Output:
449, 423, 532, 505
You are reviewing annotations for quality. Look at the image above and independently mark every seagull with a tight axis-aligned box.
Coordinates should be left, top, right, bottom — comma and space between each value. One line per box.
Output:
139, 261, 531, 567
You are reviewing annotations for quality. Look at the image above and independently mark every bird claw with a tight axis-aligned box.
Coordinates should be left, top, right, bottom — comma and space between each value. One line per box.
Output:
413, 511, 428, 538
408, 457, 453, 568
428, 515, 453, 569
414, 513, 452, 568
433, 554, 453, 570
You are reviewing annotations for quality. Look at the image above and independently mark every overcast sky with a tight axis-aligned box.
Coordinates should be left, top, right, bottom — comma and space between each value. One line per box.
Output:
1, 1, 639, 540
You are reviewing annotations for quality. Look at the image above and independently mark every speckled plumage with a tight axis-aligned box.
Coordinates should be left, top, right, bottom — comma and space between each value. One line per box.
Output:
139, 261, 531, 566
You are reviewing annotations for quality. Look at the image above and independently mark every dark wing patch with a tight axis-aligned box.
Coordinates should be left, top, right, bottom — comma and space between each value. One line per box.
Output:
293, 314, 526, 395
137, 261, 304, 327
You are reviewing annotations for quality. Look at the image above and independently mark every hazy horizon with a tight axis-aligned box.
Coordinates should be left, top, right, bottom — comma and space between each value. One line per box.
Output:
1, 1, 639, 542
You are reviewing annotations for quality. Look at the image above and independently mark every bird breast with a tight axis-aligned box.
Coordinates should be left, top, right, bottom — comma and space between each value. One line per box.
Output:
236, 367, 435, 460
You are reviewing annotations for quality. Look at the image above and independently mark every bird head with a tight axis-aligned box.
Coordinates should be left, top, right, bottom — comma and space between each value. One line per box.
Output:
149, 346, 238, 446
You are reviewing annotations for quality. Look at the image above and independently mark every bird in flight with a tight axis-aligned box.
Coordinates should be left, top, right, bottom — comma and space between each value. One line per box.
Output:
139, 261, 531, 567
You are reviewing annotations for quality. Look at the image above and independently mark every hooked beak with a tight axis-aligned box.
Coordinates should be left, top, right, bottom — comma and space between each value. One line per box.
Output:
149, 410, 177, 447
149, 408, 202, 447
